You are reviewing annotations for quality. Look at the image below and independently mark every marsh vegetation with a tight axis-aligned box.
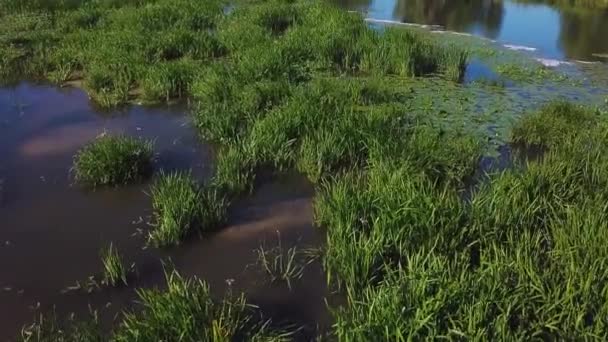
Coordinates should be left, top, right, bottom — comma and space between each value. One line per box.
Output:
2, 0, 608, 340
149, 172, 227, 247
72, 135, 153, 187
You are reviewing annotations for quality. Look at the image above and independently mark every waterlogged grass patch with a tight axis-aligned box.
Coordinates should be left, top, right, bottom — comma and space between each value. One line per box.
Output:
72, 135, 153, 188
255, 236, 307, 290
212, 144, 257, 196
149, 172, 227, 247
113, 270, 247, 341
511, 101, 600, 148
100, 243, 128, 287
113, 270, 293, 341
496, 62, 570, 84
19, 313, 102, 342
22, 271, 294, 341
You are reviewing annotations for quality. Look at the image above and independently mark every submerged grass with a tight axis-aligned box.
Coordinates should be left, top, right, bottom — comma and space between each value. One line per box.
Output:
19, 313, 102, 342
22, 271, 293, 341
149, 172, 227, 247
100, 243, 127, 287
72, 135, 153, 188
113, 270, 296, 341
113, 270, 249, 341
255, 235, 307, 290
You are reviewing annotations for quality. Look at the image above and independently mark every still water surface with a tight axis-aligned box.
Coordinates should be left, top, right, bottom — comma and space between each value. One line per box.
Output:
0, 84, 329, 341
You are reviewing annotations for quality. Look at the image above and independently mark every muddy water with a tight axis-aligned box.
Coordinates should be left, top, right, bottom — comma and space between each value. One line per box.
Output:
0, 84, 329, 341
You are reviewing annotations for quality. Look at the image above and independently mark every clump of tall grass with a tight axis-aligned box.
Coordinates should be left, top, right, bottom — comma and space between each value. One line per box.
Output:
511, 101, 599, 148
149, 172, 227, 247
141, 58, 205, 102
360, 28, 468, 81
113, 270, 248, 341
316, 161, 466, 291
113, 270, 289, 341
192, 64, 293, 144
72, 135, 153, 187
212, 144, 257, 196
100, 243, 128, 287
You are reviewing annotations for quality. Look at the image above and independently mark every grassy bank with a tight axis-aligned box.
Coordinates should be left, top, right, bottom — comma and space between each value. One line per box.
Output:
5, 0, 608, 340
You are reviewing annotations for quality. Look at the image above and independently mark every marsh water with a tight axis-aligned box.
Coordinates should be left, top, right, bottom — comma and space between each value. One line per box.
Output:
333, 0, 608, 62
0, 84, 330, 341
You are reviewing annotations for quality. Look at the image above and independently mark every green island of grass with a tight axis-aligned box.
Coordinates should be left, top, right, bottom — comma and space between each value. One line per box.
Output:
72, 135, 153, 188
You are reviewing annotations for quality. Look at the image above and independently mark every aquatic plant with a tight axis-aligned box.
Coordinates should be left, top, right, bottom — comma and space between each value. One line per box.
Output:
113, 270, 293, 341
255, 237, 306, 290
19, 313, 102, 342
72, 135, 153, 187
141, 58, 205, 102
212, 143, 257, 197
113, 270, 248, 341
511, 101, 599, 148
100, 243, 128, 287
149, 172, 227, 247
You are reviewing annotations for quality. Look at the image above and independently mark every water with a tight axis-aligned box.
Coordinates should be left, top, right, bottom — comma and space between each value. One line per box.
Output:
0, 84, 329, 341
332, 0, 608, 62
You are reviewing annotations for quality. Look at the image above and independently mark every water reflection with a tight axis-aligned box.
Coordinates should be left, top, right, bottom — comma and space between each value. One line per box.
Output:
331, 0, 608, 61
559, 9, 608, 60
394, 0, 504, 39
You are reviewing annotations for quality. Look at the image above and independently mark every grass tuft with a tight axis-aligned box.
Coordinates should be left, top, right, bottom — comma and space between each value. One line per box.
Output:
149, 172, 227, 247
72, 135, 153, 188
19, 313, 102, 342
511, 101, 599, 148
113, 269, 291, 341
100, 243, 128, 287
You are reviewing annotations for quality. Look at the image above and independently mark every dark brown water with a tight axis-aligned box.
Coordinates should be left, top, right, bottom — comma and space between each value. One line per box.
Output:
333, 0, 608, 62
0, 84, 329, 341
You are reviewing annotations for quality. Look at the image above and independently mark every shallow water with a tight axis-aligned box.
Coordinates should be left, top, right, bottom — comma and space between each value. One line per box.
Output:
333, 0, 608, 62
0, 84, 329, 340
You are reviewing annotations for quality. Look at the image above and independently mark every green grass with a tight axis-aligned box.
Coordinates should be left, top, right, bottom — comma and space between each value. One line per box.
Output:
0, 0, 467, 107
113, 270, 292, 341
100, 243, 128, 287
322, 102, 608, 340
72, 135, 153, 187
8, 0, 608, 340
19, 313, 102, 342
255, 236, 307, 290
212, 144, 257, 196
149, 172, 227, 247
113, 270, 249, 341
21, 271, 293, 341
496, 62, 569, 84
511, 101, 600, 148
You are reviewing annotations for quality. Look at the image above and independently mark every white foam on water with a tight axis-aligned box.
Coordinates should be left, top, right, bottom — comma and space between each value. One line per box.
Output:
504, 44, 537, 52
574, 60, 600, 65
535, 58, 571, 67
364, 18, 443, 30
